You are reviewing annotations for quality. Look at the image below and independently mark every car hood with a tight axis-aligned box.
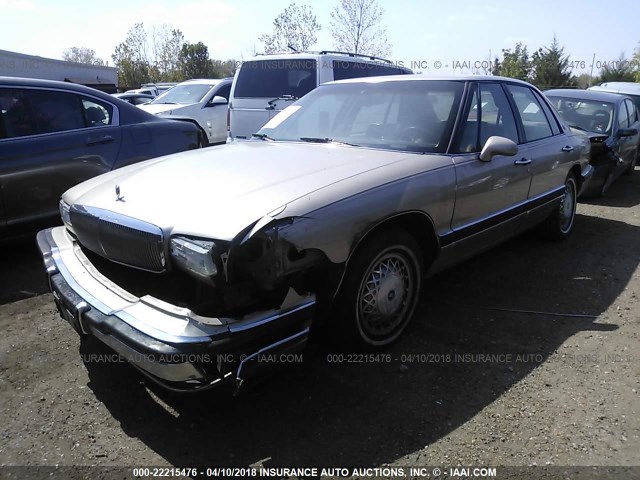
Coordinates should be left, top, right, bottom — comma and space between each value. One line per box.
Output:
138, 103, 195, 115
64, 141, 416, 241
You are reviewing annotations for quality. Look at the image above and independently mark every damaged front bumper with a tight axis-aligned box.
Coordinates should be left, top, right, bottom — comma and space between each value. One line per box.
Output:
37, 227, 315, 393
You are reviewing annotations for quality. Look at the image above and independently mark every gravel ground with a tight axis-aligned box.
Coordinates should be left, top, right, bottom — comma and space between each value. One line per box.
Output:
0, 173, 639, 473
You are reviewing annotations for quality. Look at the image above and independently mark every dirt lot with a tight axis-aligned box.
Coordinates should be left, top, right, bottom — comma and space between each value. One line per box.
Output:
1, 173, 639, 473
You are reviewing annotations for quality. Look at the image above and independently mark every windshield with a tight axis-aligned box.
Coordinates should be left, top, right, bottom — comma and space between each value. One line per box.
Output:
257, 80, 465, 153
546, 96, 615, 135
234, 59, 317, 99
151, 84, 216, 104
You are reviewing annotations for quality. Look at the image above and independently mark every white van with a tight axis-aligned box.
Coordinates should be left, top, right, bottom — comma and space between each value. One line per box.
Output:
228, 51, 413, 140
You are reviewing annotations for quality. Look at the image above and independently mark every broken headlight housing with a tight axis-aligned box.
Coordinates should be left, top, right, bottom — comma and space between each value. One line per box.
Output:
59, 200, 72, 229
170, 236, 218, 281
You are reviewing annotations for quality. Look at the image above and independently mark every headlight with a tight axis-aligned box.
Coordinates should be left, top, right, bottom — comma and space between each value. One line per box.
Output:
59, 200, 72, 228
170, 237, 218, 279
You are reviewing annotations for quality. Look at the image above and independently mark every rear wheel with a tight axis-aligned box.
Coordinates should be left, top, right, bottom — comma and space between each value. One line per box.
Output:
539, 173, 577, 240
333, 229, 422, 349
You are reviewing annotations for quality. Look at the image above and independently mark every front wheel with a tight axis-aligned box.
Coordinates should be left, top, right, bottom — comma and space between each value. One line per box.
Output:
624, 147, 638, 175
539, 173, 577, 240
197, 129, 209, 148
333, 229, 423, 349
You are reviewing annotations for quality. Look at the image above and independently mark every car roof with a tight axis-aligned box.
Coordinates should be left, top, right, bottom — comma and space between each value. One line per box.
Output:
0, 76, 117, 97
589, 82, 640, 95
325, 74, 536, 87
242, 52, 412, 71
545, 88, 625, 103
177, 78, 227, 86
113, 92, 155, 98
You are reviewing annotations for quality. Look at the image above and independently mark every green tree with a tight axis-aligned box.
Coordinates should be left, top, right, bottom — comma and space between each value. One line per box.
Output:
211, 59, 239, 77
633, 44, 640, 82
493, 42, 532, 81
111, 23, 153, 88
575, 72, 599, 89
179, 42, 214, 79
62, 47, 105, 66
330, 0, 390, 57
259, 3, 321, 54
599, 52, 636, 83
530, 36, 576, 89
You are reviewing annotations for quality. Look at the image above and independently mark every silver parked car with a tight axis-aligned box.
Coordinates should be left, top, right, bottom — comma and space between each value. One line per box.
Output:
37, 75, 593, 392
139, 78, 232, 146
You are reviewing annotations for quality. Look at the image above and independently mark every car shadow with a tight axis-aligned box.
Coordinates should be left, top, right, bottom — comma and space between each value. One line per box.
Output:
580, 167, 640, 208
82, 213, 636, 467
0, 234, 49, 305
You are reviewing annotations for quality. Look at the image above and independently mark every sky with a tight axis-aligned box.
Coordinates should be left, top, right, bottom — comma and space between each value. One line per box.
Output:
0, 0, 638, 75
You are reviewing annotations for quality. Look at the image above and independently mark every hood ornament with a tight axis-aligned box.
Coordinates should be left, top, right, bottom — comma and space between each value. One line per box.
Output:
115, 184, 125, 202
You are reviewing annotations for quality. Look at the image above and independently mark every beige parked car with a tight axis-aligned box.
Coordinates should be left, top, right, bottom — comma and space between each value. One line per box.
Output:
38, 75, 593, 393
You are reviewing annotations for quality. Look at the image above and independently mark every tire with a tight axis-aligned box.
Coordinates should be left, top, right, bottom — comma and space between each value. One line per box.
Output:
332, 229, 423, 349
539, 173, 578, 240
624, 147, 638, 175
197, 129, 209, 148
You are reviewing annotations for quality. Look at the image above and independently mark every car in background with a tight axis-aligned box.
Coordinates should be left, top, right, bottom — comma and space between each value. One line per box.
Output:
589, 82, 640, 112
138, 78, 232, 146
149, 82, 178, 95
546, 89, 639, 196
111, 92, 155, 106
0, 77, 200, 239
125, 86, 158, 97
228, 51, 413, 140
37, 75, 592, 392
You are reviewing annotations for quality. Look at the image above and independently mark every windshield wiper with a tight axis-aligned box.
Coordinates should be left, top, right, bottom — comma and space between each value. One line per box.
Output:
153, 101, 178, 105
266, 95, 298, 109
252, 133, 275, 141
299, 137, 360, 147
567, 124, 587, 132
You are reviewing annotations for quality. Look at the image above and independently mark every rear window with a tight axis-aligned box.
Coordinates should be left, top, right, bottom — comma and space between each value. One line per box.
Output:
234, 59, 317, 99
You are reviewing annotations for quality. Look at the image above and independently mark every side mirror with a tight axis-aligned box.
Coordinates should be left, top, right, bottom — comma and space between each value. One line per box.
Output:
617, 127, 638, 138
479, 136, 518, 162
208, 96, 228, 107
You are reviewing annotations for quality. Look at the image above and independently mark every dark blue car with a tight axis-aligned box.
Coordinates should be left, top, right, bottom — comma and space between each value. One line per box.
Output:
0, 77, 200, 239
546, 89, 640, 196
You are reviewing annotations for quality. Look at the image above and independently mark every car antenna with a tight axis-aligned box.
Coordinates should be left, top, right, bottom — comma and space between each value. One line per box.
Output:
287, 44, 299, 53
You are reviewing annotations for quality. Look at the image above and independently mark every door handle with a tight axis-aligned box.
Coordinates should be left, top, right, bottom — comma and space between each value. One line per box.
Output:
561, 145, 574, 152
86, 135, 114, 145
514, 158, 531, 165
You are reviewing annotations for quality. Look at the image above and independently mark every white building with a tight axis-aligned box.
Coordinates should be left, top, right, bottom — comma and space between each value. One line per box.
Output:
0, 49, 118, 92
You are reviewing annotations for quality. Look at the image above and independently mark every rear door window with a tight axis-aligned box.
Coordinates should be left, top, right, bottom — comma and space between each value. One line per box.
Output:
234, 59, 317, 99
82, 98, 112, 127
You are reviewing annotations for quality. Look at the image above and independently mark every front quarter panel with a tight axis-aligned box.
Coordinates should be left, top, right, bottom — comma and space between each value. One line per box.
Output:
272, 154, 457, 264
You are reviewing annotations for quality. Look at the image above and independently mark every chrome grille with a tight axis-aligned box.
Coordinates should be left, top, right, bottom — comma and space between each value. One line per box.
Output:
70, 206, 165, 272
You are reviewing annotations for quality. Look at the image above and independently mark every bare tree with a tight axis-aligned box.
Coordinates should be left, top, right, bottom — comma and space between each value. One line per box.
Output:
152, 24, 185, 81
112, 23, 153, 87
62, 47, 105, 65
258, 3, 321, 54
330, 0, 391, 57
